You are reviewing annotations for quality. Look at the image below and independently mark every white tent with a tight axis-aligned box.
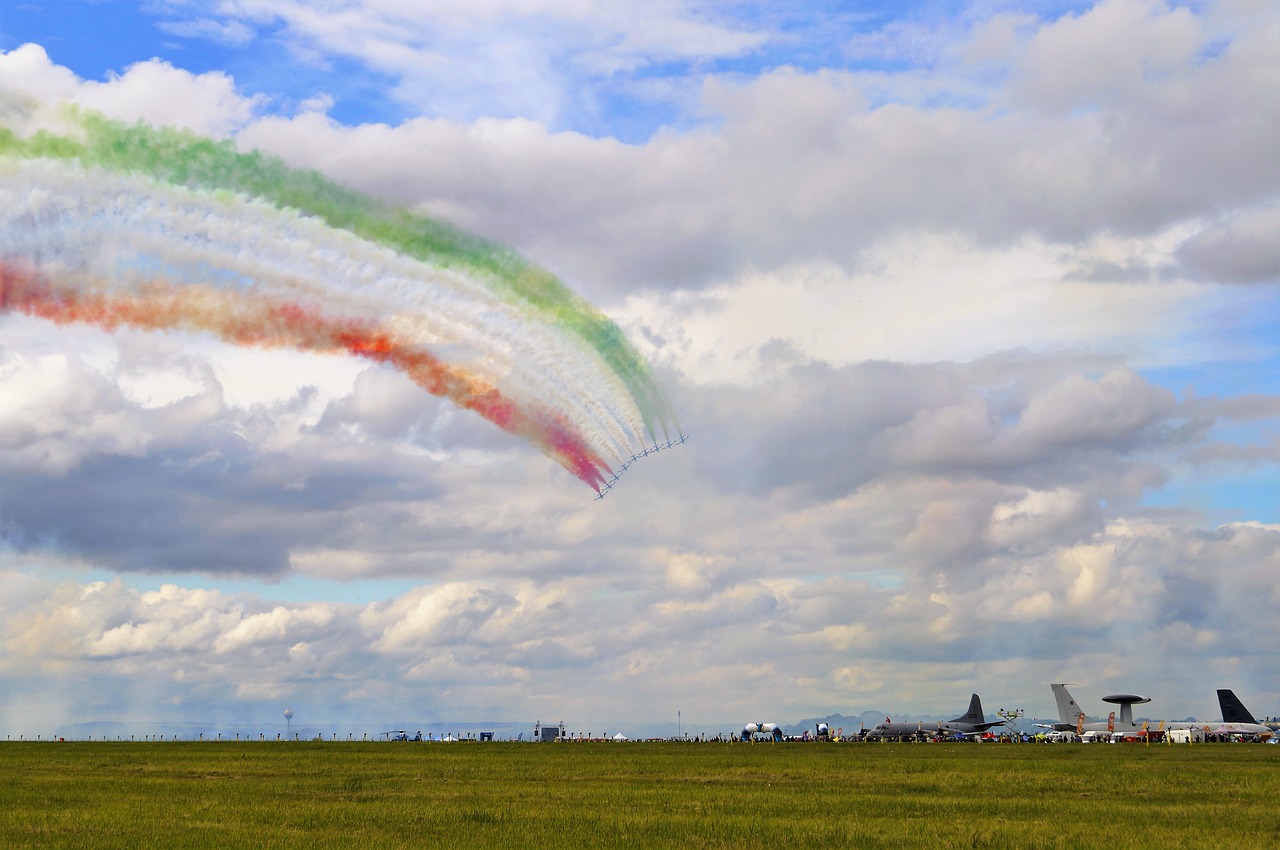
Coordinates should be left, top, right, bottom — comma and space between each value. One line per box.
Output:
611, 733, 629, 741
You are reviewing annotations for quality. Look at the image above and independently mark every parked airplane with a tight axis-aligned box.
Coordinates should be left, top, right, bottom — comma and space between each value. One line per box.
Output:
1049, 683, 1273, 740
1207, 689, 1274, 738
1047, 683, 1154, 735
863, 694, 1007, 740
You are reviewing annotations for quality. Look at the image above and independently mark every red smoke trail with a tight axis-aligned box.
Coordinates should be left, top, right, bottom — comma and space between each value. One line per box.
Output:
0, 262, 608, 489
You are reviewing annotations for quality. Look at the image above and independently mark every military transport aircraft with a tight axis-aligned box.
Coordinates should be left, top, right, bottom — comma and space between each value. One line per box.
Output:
863, 694, 1007, 740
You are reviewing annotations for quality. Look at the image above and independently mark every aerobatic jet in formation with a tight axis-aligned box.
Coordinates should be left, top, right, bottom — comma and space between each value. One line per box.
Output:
593, 434, 688, 500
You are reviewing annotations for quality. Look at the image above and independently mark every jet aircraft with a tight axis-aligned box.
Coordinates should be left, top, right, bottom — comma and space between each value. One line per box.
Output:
1204, 689, 1274, 738
863, 694, 1007, 740
1047, 684, 1155, 736
1048, 683, 1273, 740
594, 435, 688, 501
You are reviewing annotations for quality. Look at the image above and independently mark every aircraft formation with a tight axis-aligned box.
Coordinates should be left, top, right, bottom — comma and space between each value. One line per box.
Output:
594, 433, 689, 501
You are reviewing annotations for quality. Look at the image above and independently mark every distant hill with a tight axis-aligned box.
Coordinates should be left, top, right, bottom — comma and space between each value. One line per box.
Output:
789, 712, 890, 736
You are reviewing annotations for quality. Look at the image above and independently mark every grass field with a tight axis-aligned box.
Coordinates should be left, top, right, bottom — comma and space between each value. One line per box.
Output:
2, 741, 1278, 848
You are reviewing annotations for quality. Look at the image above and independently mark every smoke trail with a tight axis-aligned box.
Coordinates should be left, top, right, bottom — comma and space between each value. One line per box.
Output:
0, 105, 678, 489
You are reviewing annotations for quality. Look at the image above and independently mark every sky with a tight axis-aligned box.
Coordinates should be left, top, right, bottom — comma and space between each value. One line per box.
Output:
1, 0, 1278, 738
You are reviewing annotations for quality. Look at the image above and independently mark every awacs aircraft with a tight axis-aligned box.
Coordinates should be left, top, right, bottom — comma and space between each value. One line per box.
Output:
1046, 684, 1156, 735
863, 694, 1007, 740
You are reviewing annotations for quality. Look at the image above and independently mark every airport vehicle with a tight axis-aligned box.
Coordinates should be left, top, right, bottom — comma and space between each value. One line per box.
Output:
863, 694, 1007, 740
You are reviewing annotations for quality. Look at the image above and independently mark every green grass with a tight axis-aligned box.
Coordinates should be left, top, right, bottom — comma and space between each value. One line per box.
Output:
2, 741, 1278, 848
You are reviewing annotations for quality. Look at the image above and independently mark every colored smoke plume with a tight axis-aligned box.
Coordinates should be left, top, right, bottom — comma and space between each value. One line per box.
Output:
0, 103, 678, 490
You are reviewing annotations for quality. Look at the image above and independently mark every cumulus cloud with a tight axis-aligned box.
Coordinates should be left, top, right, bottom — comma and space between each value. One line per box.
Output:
215, 604, 339, 654
214, 3, 1279, 309
4, 513, 1277, 728
1009, 0, 1201, 112
0, 43, 260, 137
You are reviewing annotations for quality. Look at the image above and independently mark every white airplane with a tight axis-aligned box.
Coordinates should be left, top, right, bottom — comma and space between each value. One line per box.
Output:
1188, 689, 1274, 739
1047, 684, 1156, 736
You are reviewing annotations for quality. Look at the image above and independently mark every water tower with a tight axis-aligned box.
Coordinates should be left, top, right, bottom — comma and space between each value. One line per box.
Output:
284, 707, 294, 738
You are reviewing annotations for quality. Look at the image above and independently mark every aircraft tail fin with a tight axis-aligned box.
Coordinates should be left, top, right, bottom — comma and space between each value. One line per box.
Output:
950, 693, 985, 724
1052, 683, 1084, 726
1218, 689, 1258, 724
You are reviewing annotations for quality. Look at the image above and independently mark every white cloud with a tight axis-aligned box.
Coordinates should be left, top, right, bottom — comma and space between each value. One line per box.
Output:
155, 17, 257, 47
0, 43, 260, 137
1011, 0, 1201, 111
1010, 369, 1178, 450
224, 6, 1280, 315
2, 507, 1279, 730
370, 583, 518, 651
148, 0, 767, 127
0, 43, 81, 104
987, 488, 1092, 551
214, 604, 339, 653
0, 351, 130, 475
